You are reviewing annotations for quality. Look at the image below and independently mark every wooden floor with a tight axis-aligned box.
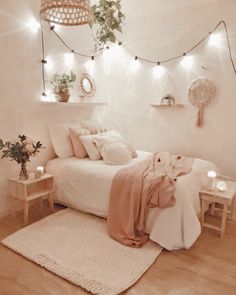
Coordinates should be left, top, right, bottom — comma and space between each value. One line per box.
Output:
0, 201, 236, 295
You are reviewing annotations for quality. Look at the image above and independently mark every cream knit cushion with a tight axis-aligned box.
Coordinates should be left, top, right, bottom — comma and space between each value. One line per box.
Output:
101, 142, 132, 165
1, 209, 162, 295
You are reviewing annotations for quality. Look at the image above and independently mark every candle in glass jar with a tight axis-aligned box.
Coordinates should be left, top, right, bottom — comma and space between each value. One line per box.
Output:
36, 166, 44, 178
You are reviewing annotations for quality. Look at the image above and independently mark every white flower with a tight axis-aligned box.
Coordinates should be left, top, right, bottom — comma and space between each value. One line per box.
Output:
24, 144, 34, 153
25, 137, 33, 145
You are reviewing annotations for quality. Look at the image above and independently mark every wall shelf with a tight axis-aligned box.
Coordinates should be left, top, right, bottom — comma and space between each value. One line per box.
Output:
151, 104, 185, 108
41, 101, 108, 107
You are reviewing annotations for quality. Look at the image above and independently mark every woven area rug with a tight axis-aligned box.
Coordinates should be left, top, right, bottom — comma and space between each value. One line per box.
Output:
2, 209, 162, 295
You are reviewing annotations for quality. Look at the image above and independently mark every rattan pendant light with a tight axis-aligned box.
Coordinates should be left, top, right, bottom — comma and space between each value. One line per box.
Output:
40, 0, 93, 26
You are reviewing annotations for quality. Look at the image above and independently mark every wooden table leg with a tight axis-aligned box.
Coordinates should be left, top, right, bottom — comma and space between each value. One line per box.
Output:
48, 193, 54, 213
23, 201, 29, 225
10, 196, 16, 219
210, 202, 215, 215
220, 203, 228, 238
200, 199, 207, 229
229, 194, 235, 220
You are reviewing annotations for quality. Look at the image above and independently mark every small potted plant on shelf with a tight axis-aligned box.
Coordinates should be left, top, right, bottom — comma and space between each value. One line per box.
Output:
51, 71, 76, 102
0, 135, 44, 180
160, 94, 175, 106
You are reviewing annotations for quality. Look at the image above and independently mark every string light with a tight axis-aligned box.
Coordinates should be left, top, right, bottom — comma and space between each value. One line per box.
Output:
64, 52, 74, 67
153, 64, 165, 78
40, 20, 236, 96
208, 32, 222, 47
181, 54, 194, 68
28, 18, 41, 33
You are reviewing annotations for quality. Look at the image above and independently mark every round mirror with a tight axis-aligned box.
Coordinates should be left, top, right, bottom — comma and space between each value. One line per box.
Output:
79, 73, 96, 97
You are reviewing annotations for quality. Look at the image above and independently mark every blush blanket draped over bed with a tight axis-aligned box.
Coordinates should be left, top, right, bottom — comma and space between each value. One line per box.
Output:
107, 152, 194, 247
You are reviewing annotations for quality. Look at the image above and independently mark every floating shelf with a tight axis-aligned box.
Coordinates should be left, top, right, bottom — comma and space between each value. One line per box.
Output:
41, 101, 108, 107
151, 104, 185, 108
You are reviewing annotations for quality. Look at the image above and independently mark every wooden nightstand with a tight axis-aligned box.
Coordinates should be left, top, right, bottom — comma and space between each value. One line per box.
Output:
199, 180, 236, 237
8, 174, 54, 225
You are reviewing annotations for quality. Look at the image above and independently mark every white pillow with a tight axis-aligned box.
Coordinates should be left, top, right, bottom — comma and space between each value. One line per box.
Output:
94, 132, 138, 159
48, 122, 81, 158
102, 142, 132, 165
79, 134, 102, 161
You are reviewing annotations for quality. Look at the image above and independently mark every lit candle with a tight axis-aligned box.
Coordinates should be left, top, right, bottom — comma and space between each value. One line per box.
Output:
207, 170, 216, 190
35, 166, 44, 178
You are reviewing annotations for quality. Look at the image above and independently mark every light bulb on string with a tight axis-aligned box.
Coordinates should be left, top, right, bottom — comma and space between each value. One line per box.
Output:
208, 32, 222, 47
181, 53, 194, 69
129, 56, 141, 73
27, 18, 40, 33
152, 62, 165, 79
64, 51, 74, 67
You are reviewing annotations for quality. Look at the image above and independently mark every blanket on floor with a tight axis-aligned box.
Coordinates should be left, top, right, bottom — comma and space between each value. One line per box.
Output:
107, 152, 194, 247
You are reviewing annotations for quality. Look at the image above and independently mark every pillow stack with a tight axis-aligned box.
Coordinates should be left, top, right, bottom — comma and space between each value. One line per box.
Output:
48, 121, 137, 165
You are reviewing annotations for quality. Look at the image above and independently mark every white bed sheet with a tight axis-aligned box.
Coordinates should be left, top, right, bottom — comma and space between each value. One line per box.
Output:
46, 151, 217, 250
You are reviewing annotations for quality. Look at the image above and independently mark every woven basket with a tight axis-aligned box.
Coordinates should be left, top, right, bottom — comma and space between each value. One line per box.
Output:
40, 0, 93, 26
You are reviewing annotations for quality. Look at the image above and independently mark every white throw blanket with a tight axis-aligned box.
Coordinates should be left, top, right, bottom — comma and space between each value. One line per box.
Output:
46, 151, 217, 250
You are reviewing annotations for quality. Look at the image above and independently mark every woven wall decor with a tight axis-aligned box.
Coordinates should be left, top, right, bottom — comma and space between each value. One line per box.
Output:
40, 0, 93, 26
188, 79, 216, 128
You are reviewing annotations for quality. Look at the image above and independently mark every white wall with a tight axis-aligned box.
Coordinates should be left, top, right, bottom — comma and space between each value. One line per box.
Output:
0, 0, 236, 215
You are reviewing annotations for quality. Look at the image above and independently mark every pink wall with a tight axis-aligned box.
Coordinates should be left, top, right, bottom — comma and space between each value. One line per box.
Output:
0, 0, 236, 215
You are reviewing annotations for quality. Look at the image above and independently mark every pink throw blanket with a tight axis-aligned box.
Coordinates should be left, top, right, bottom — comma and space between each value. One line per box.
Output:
107, 152, 194, 247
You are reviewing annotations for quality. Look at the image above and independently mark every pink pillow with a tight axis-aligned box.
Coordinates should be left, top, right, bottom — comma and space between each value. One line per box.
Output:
79, 134, 102, 161
69, 127, 90, 158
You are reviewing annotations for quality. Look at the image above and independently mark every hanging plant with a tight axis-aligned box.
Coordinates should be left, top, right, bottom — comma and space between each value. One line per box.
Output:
90, 0, 125, 51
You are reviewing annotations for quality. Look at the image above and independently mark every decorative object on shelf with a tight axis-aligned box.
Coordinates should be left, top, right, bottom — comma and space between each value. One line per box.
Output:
216, 181, 227, 192
90, 0, 125, 50
188, 79, 216, 128
40, 0, 93, 26
51, 71, 76, 102
160, 94, 175, 106
0, 135, 44, 180
79, 72, 96, 99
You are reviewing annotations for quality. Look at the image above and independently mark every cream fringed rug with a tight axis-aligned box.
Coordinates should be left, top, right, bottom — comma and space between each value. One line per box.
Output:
1, 209, 162, 295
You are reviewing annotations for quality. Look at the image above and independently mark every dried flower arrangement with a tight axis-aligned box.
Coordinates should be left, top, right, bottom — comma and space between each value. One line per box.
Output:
0, 135, 44, 180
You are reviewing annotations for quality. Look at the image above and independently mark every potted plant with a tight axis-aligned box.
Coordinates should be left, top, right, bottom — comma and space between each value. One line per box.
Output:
51, 71, 76, 102
161, 94, 175, 106
0, 135, 44, 180
90, 0, 125, 51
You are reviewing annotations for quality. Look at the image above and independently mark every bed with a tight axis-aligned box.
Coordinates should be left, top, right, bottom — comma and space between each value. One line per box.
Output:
46, 151, 217, 250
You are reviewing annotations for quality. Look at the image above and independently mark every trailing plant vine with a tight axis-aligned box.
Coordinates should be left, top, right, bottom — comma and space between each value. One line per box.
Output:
90, 0, 125, 51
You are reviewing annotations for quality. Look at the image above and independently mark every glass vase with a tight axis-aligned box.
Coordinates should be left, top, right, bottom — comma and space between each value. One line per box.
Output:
19, 162, 29, 180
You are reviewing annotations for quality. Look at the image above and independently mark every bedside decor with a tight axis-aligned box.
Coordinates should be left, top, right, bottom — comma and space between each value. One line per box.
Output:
79, 72, 96, 99
199, 180, 236, 237
90, 0, 125, 50
160, 94, 175, 106
51, 71, 76, 102
40, 0, 93, 26
0, 135, 44, 180
188, 79, 216, 128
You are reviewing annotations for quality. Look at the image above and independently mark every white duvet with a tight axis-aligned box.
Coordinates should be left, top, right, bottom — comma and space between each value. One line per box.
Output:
46, 151, 216, 250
